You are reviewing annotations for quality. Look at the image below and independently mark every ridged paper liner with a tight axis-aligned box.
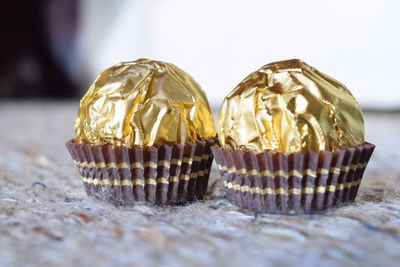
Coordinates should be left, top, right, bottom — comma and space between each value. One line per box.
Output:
66, 138, 215, 205
211, 143, 375, 212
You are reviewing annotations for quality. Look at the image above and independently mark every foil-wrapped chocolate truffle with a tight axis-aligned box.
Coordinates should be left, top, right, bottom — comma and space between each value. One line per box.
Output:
75, 59, 216, 147
66, 59, 216, 206
212, 59, 374, 212
218, 59, 364, 154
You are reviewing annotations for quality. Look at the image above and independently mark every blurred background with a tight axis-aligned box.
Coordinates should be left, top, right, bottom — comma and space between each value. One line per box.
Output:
2, 0, 400, 109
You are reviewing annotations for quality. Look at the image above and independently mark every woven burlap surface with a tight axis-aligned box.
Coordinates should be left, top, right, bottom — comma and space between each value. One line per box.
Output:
1, 102, 399, 267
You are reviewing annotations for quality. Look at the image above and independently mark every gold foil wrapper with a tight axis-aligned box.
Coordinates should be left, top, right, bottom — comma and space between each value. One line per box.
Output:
218, 59, 364, 154
75, 59, 216, 147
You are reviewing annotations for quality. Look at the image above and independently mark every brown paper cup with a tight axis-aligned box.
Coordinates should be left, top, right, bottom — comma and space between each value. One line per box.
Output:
66, 138, 215, 205
211, 143, 375, 212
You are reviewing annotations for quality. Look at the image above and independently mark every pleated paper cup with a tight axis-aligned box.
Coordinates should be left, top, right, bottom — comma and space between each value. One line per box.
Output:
66, 138, 215, 205
211, 143, 375, 212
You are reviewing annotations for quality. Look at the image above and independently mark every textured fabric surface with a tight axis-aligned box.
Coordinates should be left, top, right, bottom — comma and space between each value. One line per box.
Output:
0, 102, 399, 267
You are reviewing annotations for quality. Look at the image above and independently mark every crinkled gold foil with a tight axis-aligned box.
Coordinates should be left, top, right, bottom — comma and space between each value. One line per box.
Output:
75, 59, 216, 147
218, 59, 364, 154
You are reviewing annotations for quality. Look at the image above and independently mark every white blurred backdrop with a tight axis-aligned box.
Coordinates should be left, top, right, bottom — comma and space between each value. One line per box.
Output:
75, 0, 400, 109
